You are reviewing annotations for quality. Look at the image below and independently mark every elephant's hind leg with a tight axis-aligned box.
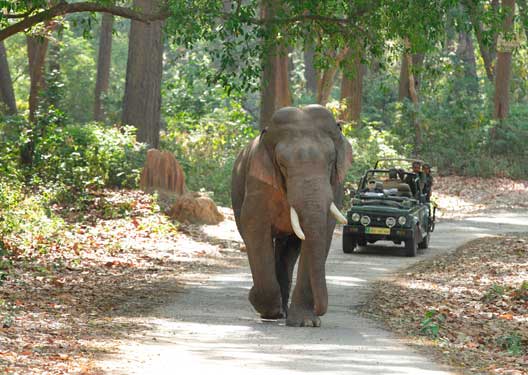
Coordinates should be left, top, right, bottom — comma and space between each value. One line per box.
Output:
274, 236, 301, 317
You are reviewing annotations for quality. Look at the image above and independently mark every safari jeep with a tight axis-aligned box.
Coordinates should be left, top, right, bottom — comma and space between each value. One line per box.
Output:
342, 159, 435, 257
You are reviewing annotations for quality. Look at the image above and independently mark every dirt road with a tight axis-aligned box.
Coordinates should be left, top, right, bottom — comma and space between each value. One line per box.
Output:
99, 211, 528, 374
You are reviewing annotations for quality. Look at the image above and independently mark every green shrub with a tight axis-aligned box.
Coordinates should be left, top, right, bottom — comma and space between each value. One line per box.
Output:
160, 104, 258, 205
0, 178, 64, 256
0, 117, 147, 202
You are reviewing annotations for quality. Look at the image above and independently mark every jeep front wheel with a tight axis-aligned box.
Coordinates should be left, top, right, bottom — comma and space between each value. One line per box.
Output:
405, 229, 418, 257
343, 235, 357, 254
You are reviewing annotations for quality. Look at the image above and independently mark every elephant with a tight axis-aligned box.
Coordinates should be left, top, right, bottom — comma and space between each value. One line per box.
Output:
231, 104, 353, 327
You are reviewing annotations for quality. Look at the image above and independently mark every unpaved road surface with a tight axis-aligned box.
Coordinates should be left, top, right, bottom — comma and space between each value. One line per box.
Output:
100, 211, 528, 374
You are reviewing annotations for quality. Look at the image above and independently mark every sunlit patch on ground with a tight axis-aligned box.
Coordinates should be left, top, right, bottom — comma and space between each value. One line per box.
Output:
363, 234, 528, 375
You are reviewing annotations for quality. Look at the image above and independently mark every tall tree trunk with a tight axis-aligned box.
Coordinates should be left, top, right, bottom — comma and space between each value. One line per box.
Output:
339, 52, 364, 124
398, 52, 424, 101
493, 0, 515, 122
94, 13, 114, 122
316, 67, 339, 105
0, 41, 17, 114
26, 36, 49, 123
456, 28, 478, 93
259, 0, 291, 130
122, 0, 164, 149
401, 39, 422, 155
465, 0, 499, 82
316, 47, 349, 106
303, 43, 317, 95
47, 33, 61, 108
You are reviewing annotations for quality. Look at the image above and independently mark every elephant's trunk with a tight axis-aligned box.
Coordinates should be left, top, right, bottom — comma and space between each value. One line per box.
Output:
300, 211, 329, 316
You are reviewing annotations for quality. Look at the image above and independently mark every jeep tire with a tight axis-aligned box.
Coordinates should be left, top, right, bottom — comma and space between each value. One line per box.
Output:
343, 235, 357, 254
418, 232, 430, 249
405, 229, 418, 257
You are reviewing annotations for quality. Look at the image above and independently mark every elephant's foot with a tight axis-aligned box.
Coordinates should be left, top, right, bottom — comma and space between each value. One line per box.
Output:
249, 286, 284, 320
286, 304, 321, 327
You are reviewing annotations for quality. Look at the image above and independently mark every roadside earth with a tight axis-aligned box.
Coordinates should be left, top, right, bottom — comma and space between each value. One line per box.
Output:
1, 176, 526, 374
97, 207, 528, 374
363, 231, 528, 375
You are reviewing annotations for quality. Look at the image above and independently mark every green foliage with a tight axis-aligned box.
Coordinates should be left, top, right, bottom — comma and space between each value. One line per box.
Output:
482, 283, 506, 302
160, 103, 258, 206
419, 309, 445, 338
0, 177, 65, 256
0, 116, 146, 201
497, 333, 524, 356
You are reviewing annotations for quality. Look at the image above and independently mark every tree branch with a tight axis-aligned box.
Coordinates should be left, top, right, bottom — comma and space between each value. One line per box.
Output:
0, 1, 169, 41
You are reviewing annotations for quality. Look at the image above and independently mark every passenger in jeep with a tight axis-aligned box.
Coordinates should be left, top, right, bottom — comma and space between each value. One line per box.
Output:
422, 163, 433, 201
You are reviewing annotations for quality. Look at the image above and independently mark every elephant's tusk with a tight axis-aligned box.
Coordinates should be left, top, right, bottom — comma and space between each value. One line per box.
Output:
290, 207, 306, 241
330, 202, 347, 224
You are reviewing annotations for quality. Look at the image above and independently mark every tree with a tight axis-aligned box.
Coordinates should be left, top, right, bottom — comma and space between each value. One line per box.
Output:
398, 52, 424, 101
121, 0, 164, 148
259, 0, 292, 130
0, 1, 167, 42
93, 13, 114, 122
0, 41, 17, 114
26, 34, 49, 123
456, 27, 478, 93
464, 0, 499, 82
400, 39, 422, 155
303, 43, 317, 95
339, 51, 364, 124
493, 0, 515, 121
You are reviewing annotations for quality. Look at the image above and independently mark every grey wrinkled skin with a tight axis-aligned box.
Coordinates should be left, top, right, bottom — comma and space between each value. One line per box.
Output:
231, 105, 352, 327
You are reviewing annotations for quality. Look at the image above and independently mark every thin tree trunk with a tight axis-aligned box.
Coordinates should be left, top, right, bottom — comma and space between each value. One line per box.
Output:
493, 0, 515, 121
456, 28, 478, 93
339, 52, 364, 124
316, 47, 349, 106
316, 67, 339, 105
275, 46, 292, 108
94, 13, 114, 122
465, 0, 498, 82
26, 36, 49, 123
304, 43, 317, 95
402, 39, 421, 155
0, 41, 17, 114
259, 0, 291, 130
122, 0, 164, 148
398, 52, 424, 101
47, 32, 61, 108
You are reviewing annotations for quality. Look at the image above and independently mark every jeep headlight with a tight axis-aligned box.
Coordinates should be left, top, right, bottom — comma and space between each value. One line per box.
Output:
360, 215, 371, 226
386, 217, 396, 228
398, 216, 407, 225
351, 213, 361, 222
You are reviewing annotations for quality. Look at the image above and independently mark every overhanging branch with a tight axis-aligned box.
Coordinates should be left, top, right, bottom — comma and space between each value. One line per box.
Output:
0, 1, 169, 41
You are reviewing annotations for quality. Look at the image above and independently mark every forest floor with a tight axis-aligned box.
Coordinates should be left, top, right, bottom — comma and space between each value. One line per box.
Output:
0, 176, 527, 374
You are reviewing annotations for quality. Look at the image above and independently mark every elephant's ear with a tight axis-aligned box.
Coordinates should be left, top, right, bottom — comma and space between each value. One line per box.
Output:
248, 135, 278, 189
335, 134, 353, 184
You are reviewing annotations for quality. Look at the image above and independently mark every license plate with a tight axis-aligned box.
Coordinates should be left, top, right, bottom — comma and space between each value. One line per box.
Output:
365, 227, 390, 235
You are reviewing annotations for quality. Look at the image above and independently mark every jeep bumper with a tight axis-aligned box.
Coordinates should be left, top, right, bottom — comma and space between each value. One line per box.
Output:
343, 224, 414, 241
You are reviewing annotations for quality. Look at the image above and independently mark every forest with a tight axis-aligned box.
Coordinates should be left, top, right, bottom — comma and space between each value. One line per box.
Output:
0, 0, 527, 374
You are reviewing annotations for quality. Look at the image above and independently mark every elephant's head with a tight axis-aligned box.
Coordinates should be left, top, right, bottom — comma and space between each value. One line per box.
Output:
248, 104, 352, 316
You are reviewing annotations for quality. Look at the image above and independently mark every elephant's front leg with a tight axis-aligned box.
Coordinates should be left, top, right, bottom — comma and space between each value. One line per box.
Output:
286, 250, 321, 327
240, 208, 283, 319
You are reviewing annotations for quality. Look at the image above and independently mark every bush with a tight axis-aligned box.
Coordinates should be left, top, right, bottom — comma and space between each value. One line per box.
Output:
160, 104, 258, 205
0, 116, 147, 202
0, 178, 64, 256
